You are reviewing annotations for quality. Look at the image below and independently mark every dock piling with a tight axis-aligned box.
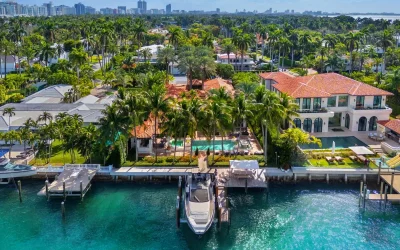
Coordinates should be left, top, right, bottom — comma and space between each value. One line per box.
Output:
378, 162, 381, 184
178, 176, 182, 198
294, 173, 297, 183
308, 174, 312, 183
80, 181, 83, 201
218, 204, 222, 229
363, 184, 367, 210
45, 180, 49, 201
17, 180, 22, 203
326, 174, 329, 184
61, 201, 65, 219
63, 181, 66, 201
380, 181, 384, 200
359, 181, 363, 207
384, 185, 388, 209
176, 196, 180, 228
390, 172, 394, 194
245, 179, 248, 194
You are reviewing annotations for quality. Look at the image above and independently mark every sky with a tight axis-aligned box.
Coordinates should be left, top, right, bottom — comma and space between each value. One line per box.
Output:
12, 0, 400, 13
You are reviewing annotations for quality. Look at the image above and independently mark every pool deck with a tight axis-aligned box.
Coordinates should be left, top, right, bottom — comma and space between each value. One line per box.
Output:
311, 130, 400, 148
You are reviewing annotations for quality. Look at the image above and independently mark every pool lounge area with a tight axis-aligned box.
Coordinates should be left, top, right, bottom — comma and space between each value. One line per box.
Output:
300, 136, 368, 150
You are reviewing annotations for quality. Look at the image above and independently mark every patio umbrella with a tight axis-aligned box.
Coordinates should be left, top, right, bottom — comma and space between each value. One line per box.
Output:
332, 141, 335, 155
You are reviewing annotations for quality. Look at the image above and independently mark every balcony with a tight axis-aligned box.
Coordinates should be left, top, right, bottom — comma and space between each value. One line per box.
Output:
297, 108, 329, 113
353, 106, 390, 110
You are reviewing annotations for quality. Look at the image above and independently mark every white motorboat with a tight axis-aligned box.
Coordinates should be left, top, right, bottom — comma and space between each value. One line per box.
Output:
185, 173, 215, 235
0, 158, 37, 184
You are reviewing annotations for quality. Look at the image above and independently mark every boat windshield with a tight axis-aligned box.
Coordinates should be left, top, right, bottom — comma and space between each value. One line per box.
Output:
190, 189, 209, 202
1, 163, 33, 171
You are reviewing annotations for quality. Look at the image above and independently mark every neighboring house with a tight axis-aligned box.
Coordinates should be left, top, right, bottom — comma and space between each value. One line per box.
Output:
260, 72, 393, 133
0, 84, 115, 131
216, 53, 255, 71
137, 44, 164, 63
130, 117, 156, 156
0, 55, 18, 74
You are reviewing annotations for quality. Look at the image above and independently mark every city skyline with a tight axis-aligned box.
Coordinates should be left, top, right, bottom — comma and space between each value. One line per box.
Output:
7, 0, 400, 13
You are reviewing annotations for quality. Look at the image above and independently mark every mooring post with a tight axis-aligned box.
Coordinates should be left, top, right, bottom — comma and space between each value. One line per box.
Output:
308, 174, 312, 183
17, 180, 22, 203
176, 196, 180, 228
363, 184, 367, 210
359, 181, 363, 207
293, 173, 297, 183
245, 179, 248, 194
61, 201, 65, 219
384, 185, 388, 209
378, 162, 382, 184
80, 181, 83, 201
380, 181, 384, 200
178, 176, 182, 198
326, 174, 329, 184
63, 181, 66, 201
363, 174, 366, 183
390, 172, 394, 194
218, 204, 222, 229
344, 174, 348, 184
45, 180, 49, 201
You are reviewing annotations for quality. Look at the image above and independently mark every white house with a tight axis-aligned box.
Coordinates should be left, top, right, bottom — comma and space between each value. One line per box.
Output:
260, 72, 393, 133
216, 53, 255, 71
0, 55, 18, 74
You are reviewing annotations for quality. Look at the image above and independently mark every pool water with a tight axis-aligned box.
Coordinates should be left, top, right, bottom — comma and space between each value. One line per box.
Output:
170, 140, 235, 151
1, 181, 400, 249
0, 149, 9, 157
300, 136, 367, 150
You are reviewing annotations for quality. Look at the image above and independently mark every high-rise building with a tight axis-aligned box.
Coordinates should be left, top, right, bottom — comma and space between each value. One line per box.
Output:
117, 6, 126, 14
85, 6, 96, 14
137, 0, 147, 14
44, 2, 53, 16
216, 8, 220, 13
166, 4, 171, 14
74, 3, 85, 15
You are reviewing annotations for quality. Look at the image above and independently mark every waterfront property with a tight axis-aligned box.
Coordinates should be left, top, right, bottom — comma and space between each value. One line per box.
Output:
216, 53, 255, 71
260, 72, 393, 133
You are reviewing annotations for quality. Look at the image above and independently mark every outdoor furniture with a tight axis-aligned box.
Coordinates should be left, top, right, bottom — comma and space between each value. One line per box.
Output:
325, 156, 335, 164
335, 156, 344, 164
349, 155, 358, 162
244, 150, 249, 155
357, 155, 367, 162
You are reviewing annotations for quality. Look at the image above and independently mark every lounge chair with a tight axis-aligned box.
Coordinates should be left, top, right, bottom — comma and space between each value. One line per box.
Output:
325, 156, 335, 164
357, 155, 367, 162
368, 133, 374, 138
335, 156, 344, 164
349, 155, 358, 162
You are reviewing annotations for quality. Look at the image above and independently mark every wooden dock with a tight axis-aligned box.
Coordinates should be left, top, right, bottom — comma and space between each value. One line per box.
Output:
37, 168, 97, 198
380, 173, 400, 193
216, 168, 267, 189
217, 187, 229, 223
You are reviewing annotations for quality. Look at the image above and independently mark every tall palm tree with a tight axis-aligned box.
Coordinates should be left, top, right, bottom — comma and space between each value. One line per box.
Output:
2, 107, 15, 129
69, 47, 87, 82
344, 32, 361, 73
3, 130, 21, 159
233, 93, 253, 154
323, 34, 337, 52
38, 111, 53, 125
299, 31, 312, 57
132, 18, 147, 47
168, 26, 183, 51
144, 84, 169, 162
162, 105, 184, 165
157, 45, 175, 84
233, 32, 253, 71
178, 46, 197, 89
37, 41, 55, 67
377, 29, 394, 73
221, 39, 236, 65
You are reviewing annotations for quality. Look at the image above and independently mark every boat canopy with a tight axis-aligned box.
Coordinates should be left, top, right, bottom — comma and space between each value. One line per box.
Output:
229, 160, 259, 170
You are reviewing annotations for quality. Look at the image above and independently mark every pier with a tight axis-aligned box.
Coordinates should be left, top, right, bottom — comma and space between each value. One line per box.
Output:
38, 167, 97, 199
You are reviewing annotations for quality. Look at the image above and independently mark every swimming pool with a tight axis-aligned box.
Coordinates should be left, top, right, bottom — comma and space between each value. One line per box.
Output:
0, 149, 9, 157
300, 136, 367, 150
170, 139, 235, 151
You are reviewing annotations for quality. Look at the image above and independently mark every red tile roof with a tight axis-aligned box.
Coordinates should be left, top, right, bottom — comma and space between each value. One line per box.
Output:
378, 119, 400, 134
260, 72, 393, 98
204, 78, 234, 94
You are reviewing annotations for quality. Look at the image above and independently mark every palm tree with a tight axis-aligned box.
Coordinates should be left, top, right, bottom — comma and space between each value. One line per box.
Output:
38, 111, 53, 125
168, 26, 182, 51
187, 98, 204, 163
323, 34, 337, 52
144, 84, 169, 162
157, 45, 175, 84
221, 39, 236, 65
132, 19, 147, 47
232, 32, 253, 71
325, 53, 344, 73
162, 105, 184, 164
1, 38, 15, 79
233, 93, 253, 154
37, 42, 55, 67
377, 29, 394, 73
3, 130, 21, 159
196, 47, 216, 85
344, 32, 361, 72
140, 48, 152, 63
178, 46, 197, 89
77, 124, 97, 163
69, 47, 87, 82
299, 31, 312, 57
2, 107, 15, 129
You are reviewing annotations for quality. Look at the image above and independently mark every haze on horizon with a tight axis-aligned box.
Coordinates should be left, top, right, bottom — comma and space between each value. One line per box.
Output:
13, 0, 400, 13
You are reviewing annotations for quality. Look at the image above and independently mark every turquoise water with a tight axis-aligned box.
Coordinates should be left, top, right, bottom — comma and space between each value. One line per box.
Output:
170, 140, 235, 151
1, 181, 400, 249
300, 136, 367, 150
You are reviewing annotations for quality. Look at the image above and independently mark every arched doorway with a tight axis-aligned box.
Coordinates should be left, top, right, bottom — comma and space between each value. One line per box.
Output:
358, 117, 367, 131
294, 118, 301, 129
304, 118, 312, 132
369, 116, 377, 131
314, 118, 323, 133
345, 114, 350, 129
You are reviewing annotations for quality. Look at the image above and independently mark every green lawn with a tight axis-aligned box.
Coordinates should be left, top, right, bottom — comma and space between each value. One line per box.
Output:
307, 158, 377, 169
30, 140, 85, 166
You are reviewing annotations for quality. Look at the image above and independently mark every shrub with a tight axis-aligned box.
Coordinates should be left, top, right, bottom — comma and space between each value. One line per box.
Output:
195, 148, 199, 156
165, 157, 174, 163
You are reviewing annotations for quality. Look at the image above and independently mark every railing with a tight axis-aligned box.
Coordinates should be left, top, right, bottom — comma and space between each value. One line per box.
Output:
297, 109, 329, 113
353, 106, 390, 110
36, 164, 113, 173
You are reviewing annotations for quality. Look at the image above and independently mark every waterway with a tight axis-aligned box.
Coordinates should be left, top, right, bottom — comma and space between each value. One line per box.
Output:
1, 181, 400, 249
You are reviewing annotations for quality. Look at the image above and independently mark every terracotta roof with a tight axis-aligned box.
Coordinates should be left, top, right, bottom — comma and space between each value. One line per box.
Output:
131, 116, 159, 138
260, 72, 393, 98
378, 120, 400, 134
166, 84, 187, 99
204, 78, 234, 94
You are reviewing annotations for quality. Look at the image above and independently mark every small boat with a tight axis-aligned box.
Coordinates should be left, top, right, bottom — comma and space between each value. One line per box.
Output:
185, 173, 215, 235
0, 158, 37, 184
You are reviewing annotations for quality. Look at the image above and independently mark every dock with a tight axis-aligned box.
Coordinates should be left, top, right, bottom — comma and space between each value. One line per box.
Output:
38, 168, 97, 199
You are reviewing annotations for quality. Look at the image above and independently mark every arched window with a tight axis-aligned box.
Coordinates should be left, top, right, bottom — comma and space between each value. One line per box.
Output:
358, 117, 367, 131
369, 116, 378, 131
303, 118, 312, 133
294, 118, 301, 129
345, 114, 350, 129
314, 118, 323, 133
